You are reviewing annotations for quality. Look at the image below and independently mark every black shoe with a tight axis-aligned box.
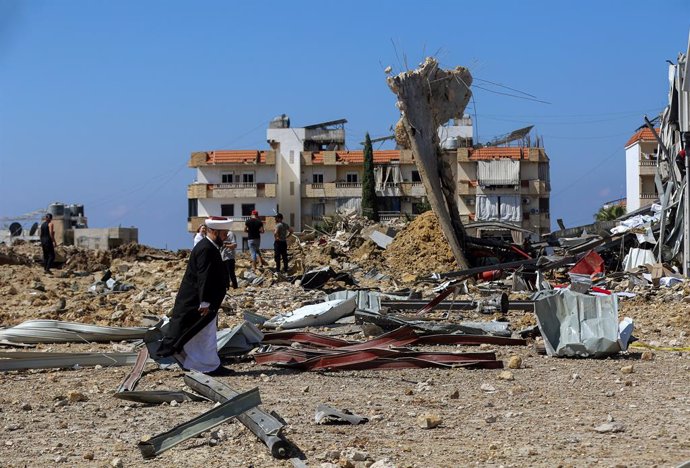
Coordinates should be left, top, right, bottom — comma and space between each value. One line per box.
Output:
206, 365, 234, 377
155, 346, 176, 359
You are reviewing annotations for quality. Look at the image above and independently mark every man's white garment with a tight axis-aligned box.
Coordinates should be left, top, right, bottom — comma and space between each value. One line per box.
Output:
177, 317, 220, 372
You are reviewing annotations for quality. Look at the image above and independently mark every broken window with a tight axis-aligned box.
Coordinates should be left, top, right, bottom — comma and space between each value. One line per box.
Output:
374, 165, 402, 190
475, 195, 521, 222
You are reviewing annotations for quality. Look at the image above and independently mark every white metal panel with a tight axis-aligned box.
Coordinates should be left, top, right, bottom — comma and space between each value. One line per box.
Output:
477, 159, 520, 186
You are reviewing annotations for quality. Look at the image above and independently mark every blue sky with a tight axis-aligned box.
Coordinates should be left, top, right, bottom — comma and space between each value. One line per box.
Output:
1, 0, 688, 250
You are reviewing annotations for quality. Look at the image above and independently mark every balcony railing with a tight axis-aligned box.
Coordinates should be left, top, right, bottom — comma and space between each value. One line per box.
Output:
335, 182, 362, 189
640, 193, 657, 199
213, 182, 257, 189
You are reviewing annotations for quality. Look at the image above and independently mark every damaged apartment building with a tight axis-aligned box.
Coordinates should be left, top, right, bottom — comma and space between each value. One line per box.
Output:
186, 115, 551, 247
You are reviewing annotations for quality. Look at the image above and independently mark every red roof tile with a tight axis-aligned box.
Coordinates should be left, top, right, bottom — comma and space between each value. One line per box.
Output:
311, 150, 403, 164
625, 128, 659, 148
208, 150, 268, 164
468, 147, 525, 160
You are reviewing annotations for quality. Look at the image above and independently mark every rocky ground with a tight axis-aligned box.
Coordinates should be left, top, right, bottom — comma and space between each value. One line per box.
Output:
0, 214, 689, 467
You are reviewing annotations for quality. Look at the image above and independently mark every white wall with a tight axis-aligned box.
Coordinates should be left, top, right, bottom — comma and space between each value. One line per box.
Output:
625, 143, 641, 211
267, 127, 304, 230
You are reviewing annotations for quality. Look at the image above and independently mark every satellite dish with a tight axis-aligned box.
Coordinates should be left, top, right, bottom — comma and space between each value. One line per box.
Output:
9, 222, 22, 237
29, 222, 39, 236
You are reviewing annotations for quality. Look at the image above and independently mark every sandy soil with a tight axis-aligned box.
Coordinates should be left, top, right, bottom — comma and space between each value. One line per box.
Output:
1, 216, 689, 467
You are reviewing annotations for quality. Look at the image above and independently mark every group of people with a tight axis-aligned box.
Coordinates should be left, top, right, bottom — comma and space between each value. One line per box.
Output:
161, 210, 292, 374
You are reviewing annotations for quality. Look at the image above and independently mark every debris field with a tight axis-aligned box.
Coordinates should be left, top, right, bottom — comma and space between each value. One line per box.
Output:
1, 211, 689, 468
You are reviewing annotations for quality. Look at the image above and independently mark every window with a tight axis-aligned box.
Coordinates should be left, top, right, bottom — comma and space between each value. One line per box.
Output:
289, 150, 295, 164
188, 199, 198, 218
221, 172, 234, 184
346, 172, 358, 183
312, 203, 325, 217
411, 170, 421, 182
241, 204, 255, 216
289, 181, 295, 196
242, 172, 254, 183
221, 204, 234, 217
312, 173, 324, 184
539, 198, 550, 213
290, 213, 295, 226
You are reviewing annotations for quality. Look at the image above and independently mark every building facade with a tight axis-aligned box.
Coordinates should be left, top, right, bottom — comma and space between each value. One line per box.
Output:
187, 116, 551, 247
625, 127, 659, 212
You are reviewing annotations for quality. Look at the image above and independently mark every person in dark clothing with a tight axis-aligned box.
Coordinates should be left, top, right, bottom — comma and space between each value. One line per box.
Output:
39, 213, 56, 274
244, 210, 267, 271
156, 217, 232, 375
221, 230, 239, 289
273, 213, 293, 273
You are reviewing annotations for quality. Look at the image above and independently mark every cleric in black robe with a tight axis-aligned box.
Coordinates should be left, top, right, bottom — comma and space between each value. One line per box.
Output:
156, 217, 232, 375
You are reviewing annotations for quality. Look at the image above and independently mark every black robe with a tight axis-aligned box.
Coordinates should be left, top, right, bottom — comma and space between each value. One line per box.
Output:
158, 237, 230, 356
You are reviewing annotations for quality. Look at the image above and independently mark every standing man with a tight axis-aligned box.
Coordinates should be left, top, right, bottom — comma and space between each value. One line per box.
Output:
273, 213, 293, 273
244, 210, 267, 271
40, 213, 57, 274
221, 229, 239, 289
156, 217, 232, 375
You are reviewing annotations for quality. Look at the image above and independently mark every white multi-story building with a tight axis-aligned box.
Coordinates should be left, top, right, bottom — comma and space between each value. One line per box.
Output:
624, 127, 659, 212
187, 116, 551, 248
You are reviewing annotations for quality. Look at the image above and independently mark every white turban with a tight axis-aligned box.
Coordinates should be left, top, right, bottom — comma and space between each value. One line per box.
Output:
205, 216, 233, 230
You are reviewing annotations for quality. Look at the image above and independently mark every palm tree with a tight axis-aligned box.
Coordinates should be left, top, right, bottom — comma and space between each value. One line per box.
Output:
594, 204, 626, 222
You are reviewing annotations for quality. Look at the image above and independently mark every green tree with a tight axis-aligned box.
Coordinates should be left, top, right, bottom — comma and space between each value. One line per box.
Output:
361, 133, 379, 222
594, 204, 626, 221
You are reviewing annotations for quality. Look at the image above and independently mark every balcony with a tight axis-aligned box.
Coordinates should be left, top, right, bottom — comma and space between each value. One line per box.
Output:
640, 192, 657, 199
208, 183, 276, 198
187, 216, 276, 233
639, 159, 657, 176
525, 180, 550, 195
187, 183, 208, 199
399, 182, 426, 197
457, 181, 478, 195
335, 182, 363, 197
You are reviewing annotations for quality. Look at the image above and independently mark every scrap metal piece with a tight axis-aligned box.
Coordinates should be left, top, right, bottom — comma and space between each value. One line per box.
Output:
262, 331, 353, 348
0, 319, 148, 344
117, 347, 149, 392
315, 404, 368, 425
184, 371, 289, 459
0, 351, 139, 371
137, 387, 260, 459
533, 289, 631, 358
413, 334, 527, 347
114, 390, 206, 404
264, 297, 357, 329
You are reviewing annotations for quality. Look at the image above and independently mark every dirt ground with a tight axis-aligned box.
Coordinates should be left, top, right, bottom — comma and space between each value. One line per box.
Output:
1, 218, 689, 467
